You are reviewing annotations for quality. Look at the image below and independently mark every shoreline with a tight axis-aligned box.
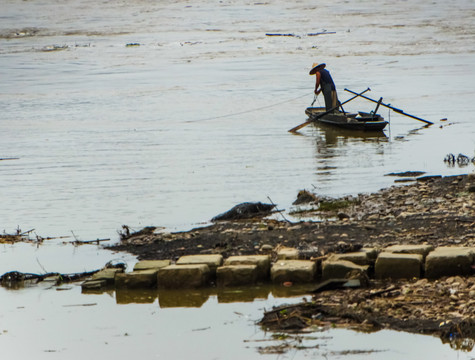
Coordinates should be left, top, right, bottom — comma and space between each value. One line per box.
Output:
112, 173, 475, 259
110, 173, 475, 346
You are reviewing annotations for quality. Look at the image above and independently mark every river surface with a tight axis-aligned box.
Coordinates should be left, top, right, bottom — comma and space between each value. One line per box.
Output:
1, 0, 474, 358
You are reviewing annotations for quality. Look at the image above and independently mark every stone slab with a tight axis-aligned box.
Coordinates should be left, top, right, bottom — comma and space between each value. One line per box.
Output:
91, 268, 124, 285
176, 254, 223, 276
115, 269, 159, 289
322, 259, 368, 280
361, 247, 380, 261
384, 244, 434, 259
133, 260, 171, 271
327, 252, 372, 266
217, 265, 258, 287
375, 252, 423, 279
157, 264, 210, 289
425, 247, 475, 279
276, 247, 299, 260
271, 260, 316, 283
223, 255, 270, 280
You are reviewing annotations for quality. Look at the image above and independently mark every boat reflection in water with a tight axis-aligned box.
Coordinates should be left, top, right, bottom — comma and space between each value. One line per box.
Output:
308, 120, 390, 194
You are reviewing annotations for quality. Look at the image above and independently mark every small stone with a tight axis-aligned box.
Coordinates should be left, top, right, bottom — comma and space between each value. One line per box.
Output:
260, 244, 273, 252
276, 247, 299, 260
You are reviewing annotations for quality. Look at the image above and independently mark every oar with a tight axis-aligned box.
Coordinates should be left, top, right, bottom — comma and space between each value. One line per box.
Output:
310, 94, 317, 106
288, 88, 371, 133
344, 88, 433, 125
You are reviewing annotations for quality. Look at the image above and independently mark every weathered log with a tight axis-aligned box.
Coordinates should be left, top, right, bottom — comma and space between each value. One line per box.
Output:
212, 202, 276, 221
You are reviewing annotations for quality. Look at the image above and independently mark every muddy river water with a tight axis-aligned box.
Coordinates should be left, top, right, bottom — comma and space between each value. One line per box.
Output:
1, 0, 474, 358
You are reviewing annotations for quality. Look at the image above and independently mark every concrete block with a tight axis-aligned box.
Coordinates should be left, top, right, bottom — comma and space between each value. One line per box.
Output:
322, 259, 368, 280
425, 247, 475, 279
361, 247, 380, 261
271, 260, 316, 284
176, 254, 223, 276
375, 252, 423, 279
384, 244, 434, 259
91, 268, 124, 285
133, 260, 171, 271
115, 269, 159, 289
327, 252, 372, 266
276, 247, 299, 260
157, 264, 210, 289
217, 265, 258, 286
223, 255, 270, 280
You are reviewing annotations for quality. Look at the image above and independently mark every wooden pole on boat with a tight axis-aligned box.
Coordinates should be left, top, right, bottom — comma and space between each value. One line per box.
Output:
371, 97, 383, 120
344, 88, 433, 125
288, 88, 371, 133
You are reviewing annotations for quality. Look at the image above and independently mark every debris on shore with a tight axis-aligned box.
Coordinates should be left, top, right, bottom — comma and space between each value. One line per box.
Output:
108, 173, 474, 348
0, 261, 126, 288
211, 202, 276, 221
2, 173, 473, 350
260, 275, 475, 351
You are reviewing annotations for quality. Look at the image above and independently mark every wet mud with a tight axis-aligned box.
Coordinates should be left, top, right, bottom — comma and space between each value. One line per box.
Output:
113, 173, 475, 260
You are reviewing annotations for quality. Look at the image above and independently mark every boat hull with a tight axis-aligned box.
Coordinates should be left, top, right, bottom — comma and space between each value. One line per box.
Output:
305, 107, 388, 131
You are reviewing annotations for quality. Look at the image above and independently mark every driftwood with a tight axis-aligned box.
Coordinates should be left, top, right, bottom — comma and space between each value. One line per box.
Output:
265, 32, 336, 38
0, 228, 34, 243
307, 31, 336, 36
211, 202, 276, 221
265, 33, 296, 37
0, 261, 126, 287
0, 228, 72, 244
70, 238, 110, 245
0, 270, 100, 286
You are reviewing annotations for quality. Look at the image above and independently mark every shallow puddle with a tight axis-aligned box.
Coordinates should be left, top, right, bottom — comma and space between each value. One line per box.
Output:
0, 282, 473, 359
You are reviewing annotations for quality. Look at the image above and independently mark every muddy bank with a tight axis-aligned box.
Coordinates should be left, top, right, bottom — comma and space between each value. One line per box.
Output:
260, 276, 475, 351
110, 173, 475, 345
112, 173, 475, 260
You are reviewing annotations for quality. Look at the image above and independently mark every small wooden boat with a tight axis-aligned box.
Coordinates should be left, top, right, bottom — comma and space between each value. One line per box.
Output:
305, 107, 388, 131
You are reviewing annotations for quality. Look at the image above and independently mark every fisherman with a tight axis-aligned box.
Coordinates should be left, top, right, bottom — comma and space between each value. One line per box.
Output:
309, 63, 339, 112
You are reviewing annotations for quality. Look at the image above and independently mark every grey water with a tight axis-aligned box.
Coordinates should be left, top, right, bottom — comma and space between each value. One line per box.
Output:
1, 0, 474, 358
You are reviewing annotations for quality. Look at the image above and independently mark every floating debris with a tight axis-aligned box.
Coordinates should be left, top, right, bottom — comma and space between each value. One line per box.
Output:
0, 228, 35, 244
444, 153, 475, 167
385, 171, 426, 177
40, 45, 69, 52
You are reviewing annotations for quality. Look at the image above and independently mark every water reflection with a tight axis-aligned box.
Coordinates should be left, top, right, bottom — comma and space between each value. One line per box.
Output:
116, 288, 158, 305
310, 123, 389, 182
89, 285, 315, 308
312, 122, 388, 146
